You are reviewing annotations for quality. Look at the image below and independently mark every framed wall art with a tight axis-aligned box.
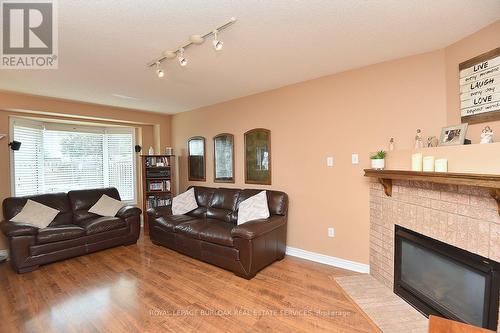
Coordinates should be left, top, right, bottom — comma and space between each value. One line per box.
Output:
188, 136, 206, 181
459, 47, 500, 124
213, 133, 234, 183
244, 128, 271, 185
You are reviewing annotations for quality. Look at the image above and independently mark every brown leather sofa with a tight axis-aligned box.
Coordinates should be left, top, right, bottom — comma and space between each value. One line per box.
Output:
0, 188, 141, 273
147, 186, 288, 279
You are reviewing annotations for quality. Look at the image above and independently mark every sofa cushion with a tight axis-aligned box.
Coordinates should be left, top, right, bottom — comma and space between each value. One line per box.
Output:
68, 188, 121, 223
155, 215, 197, 233
3, 192, 73, 227
79, 216, 126, 235
174, 219, 207, 239
37, 225, 86, 244
10, 200, 60, 229
88, 195, 125, 217
190, 186, 216, 208
206, 188, 240, 223
186, 207, 207, 218
172, 188, 198, 215
199, 219, 235, 247
237, 191, 270, 225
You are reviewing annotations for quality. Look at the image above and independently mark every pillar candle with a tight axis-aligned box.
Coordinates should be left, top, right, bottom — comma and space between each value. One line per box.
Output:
435, 159, 448, 172
423, 156, 435, 172
411, 153, 423, 171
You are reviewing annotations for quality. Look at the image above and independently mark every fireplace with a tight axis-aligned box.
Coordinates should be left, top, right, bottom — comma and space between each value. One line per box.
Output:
394, 225, 500, 330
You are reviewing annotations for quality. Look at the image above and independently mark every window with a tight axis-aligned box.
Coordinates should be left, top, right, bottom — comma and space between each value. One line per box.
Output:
11, 119, 136, 202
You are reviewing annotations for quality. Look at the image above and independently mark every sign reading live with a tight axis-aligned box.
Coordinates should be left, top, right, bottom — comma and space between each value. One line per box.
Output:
459, 47, 500, 123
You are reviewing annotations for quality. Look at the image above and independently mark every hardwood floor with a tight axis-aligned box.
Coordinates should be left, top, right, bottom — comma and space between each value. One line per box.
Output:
0, 230, 381, 333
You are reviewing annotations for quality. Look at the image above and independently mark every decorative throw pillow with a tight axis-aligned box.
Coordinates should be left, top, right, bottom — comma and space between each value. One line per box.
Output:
89, 194, 126, 217
237, 191, 270, 225
172, 188, 198, 215
10, 199, 60, 229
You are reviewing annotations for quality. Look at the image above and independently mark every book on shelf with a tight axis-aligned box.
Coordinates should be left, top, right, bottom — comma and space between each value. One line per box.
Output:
147, 180, 171, 192
145, 156, 170, 167
146, 195, 171, 209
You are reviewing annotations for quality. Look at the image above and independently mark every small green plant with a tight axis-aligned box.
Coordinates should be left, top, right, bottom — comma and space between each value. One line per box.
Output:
370, 150, 386, 160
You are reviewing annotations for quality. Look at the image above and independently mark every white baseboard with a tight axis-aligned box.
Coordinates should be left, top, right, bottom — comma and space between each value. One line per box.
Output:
285, 246, 370, 274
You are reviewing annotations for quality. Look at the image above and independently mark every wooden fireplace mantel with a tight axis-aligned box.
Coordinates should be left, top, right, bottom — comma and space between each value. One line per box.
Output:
363, 169, 500, 215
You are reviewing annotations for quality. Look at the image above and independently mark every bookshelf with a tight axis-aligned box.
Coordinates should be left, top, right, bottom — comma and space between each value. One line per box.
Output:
141, 155, 175, 229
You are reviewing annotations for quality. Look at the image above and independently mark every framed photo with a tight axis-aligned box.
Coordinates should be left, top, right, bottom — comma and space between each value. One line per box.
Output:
244, 128, 271, 185
438, 124, 468, 146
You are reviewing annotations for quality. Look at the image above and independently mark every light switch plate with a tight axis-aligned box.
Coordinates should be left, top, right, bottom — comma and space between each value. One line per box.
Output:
352, 154, 359, 164
327, 157, 334, 167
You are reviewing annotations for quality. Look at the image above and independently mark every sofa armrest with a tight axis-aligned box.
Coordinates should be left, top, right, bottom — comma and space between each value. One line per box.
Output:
147, 205, 173, 219
116, 206, 142, 219
0, 221, 39, 237
231, 216, 286, 240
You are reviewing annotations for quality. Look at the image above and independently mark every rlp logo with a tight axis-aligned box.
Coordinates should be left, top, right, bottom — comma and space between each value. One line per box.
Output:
2, 2, 53, 54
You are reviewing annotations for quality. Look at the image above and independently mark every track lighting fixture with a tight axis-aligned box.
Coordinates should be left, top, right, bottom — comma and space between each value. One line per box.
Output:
212, 30, 223, 51
155, 62, 164, 78
147, 17, 236, 77
178, 48, 188, 67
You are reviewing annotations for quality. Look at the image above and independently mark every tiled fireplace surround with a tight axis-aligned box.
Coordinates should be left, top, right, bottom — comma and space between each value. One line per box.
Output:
368, 178, 500, 331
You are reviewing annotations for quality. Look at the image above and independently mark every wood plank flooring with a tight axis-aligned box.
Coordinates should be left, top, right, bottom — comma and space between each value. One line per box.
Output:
0, 231, 381, 333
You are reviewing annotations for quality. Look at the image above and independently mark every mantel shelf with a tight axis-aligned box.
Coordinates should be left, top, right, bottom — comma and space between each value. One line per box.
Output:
363, 169, 500, 215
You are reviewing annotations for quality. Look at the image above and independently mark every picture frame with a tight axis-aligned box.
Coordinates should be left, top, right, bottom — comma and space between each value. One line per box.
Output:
438, 123, 468, 146
244, 128, 271, 185
213, 133, 235, 183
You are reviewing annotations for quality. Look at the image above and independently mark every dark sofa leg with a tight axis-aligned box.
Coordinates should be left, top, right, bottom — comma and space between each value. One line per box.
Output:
17, 265, 39, 273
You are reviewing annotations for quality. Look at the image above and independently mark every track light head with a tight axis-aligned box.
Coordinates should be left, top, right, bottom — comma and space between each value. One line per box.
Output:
155, 62, 164, 78
178, 48, 188, 67
212, 30, 223, 51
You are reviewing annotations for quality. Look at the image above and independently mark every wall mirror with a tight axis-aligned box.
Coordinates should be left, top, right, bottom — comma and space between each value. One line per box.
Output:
244, 128, 271, 185
188, 136, 206, 181
213, 133, 234, 183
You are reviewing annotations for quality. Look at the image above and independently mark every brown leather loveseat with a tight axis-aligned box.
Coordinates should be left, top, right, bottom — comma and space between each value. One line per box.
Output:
0, 188, 141, 273
147, 186, 288, 279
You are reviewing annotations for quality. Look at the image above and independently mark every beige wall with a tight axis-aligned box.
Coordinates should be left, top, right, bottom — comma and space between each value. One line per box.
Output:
172, 21, 500, 265
0, 91, 172, 251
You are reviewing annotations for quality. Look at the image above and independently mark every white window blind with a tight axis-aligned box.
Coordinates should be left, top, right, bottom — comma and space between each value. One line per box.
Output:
11, 119, 136, 202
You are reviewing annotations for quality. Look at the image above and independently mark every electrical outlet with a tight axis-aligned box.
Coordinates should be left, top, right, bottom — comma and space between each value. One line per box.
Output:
328, 227, 335, 238
352, 154, 359, 164
327, 157, 334, 167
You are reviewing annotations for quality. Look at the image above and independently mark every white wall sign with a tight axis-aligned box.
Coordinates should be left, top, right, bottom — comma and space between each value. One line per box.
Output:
459, 48, 500, 123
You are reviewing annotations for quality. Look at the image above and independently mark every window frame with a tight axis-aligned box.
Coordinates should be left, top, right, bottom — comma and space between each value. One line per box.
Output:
9, 117, 138, 204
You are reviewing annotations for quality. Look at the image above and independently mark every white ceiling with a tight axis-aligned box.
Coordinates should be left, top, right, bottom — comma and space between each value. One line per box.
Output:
1, 0, 499, 114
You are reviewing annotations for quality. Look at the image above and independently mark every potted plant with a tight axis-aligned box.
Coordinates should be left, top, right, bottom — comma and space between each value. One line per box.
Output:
370, 150, 386, 170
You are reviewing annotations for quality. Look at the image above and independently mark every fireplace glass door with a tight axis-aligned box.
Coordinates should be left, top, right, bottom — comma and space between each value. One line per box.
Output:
394, 225, 499, 330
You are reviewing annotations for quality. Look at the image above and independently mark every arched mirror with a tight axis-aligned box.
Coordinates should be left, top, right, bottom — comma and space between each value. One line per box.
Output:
244, 128, 271, 185
188, 136, 206, 181
213, 133, 234, 183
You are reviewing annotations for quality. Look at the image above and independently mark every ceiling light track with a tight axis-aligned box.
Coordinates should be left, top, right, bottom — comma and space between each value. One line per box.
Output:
147, 17, 237, 74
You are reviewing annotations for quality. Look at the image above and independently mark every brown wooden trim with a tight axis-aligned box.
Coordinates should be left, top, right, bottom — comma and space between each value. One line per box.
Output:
244, 128, 272, 185
187, 136, 206, 182
490, 188, 500, 216
364, 169, 500, 215
378, 178, 392, 196
461, 110, 500, 124
213, 133, 235, 183
458, 47, 500, 70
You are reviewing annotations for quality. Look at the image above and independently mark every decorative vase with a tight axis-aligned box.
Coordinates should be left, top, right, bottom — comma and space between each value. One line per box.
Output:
148, 146, 154, 155
371, 159, 385, 170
